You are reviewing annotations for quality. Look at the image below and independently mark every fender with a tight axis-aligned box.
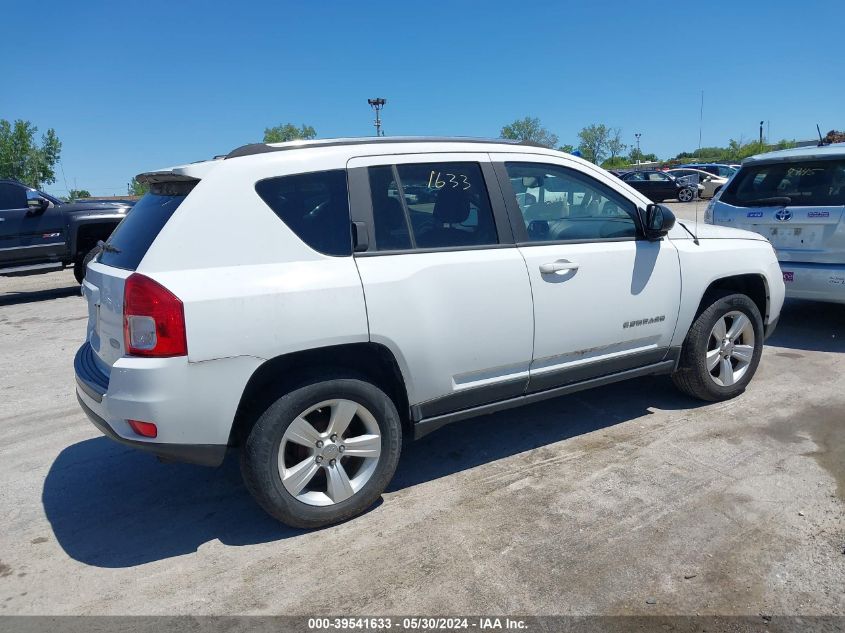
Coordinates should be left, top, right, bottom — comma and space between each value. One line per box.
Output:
67, 212, 125, 257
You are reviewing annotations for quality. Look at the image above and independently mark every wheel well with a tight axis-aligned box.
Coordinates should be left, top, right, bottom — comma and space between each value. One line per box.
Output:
697, 274, 769, 323
74, 223, 118, 258
229, 343, 411, 447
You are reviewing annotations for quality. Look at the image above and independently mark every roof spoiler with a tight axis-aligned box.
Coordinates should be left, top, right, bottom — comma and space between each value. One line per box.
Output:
135, 170, 201, 185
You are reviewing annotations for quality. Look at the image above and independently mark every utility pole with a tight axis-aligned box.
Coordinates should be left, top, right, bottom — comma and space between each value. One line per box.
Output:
634, 133, 642, 169
759, 120, 764, 147
368, 98, 386, 137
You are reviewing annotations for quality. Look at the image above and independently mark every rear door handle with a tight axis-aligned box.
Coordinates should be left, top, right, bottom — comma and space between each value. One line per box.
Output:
539, 260, 579, 274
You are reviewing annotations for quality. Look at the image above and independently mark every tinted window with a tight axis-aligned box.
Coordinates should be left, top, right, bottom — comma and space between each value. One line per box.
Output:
646, 172, 671, 181
369, 162, 498, 250
720, 159, 845, 207
625, 172, 645, 181
256, 170, 351, 256
368, 166, 412, 250
504, 163, 638, 242
0, 183, 26, 210
99, 181, 196, 270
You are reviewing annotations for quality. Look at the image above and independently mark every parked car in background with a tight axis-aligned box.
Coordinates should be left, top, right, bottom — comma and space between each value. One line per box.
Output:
666, 167, 728, 198
617, 170, 697, 202
74, 136, 784, 528
681, 163, 738, 179
706, 143, 845, 303
0, 179, 133, 283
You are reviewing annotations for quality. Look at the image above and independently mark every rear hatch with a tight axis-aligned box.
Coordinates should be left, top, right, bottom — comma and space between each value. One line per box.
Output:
716, 157, 845, 264
82, 177, 197, 375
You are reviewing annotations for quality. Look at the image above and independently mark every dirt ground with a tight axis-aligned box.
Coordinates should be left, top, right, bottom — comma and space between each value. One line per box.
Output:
0, 265, 842, 616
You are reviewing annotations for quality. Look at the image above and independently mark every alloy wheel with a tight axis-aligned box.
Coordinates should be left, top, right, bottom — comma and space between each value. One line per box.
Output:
706, 311, 755, 387
278, 399, 381, 507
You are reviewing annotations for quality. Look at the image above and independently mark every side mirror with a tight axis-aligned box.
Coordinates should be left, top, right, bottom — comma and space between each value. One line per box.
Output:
641, 203, 676, 240
26, 190, 49, 213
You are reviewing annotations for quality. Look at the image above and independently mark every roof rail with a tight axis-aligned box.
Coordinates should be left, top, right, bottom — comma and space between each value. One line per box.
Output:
225, 136, 546, 160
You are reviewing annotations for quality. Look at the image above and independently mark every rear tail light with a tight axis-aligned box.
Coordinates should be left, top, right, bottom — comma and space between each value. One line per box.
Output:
123, 273, 187, 357
128, 419, 158, 438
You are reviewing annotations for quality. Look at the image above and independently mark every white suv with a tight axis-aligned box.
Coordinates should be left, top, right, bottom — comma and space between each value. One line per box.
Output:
706, 143, 845, 303
75, 137, 785, 527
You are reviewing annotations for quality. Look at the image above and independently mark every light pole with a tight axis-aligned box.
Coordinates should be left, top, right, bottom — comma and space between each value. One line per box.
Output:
759, 120, 764, 147
634, 133, 642, 169
368, 98, 386, 137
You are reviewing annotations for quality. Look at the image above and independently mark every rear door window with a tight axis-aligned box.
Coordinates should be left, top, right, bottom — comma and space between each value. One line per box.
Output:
256, 169, 352, 256
99, 181, 196, 270
368, 162, 498, 250
721, 159, 845, 207
0, 183, 26, 210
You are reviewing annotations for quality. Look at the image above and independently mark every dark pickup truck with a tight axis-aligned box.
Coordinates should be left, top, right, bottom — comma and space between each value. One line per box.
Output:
0, 178, 133, 283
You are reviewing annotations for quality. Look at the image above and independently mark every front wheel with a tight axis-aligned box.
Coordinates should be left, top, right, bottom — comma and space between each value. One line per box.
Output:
678, 187, 695, 202
240, 377, 402, 528
672, 293, 764, 401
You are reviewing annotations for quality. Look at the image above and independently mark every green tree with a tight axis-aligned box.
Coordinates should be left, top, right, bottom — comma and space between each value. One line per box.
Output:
629, 148, 658, 164
0, 119, 62, 189
558, 144, 576, 154
67, 189, 91, 202
601, 156, 630, 169
127, 177, 149, 196
577, 124, 610, 164
606, 127, 627, 162
500, 117, 559, 148
263, 123, 317, 143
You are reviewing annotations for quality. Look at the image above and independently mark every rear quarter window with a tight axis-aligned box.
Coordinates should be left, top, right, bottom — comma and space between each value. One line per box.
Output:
98, 181, 196, 270
721, 159, 845, 207
255, 169, 352, 256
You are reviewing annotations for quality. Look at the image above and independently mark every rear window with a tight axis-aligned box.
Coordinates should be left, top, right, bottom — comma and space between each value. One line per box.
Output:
255, 169, 351, 256
721, 159, 845, 207
98, 181, 196, 270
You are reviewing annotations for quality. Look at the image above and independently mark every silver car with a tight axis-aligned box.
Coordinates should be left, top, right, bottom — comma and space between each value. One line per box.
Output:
706, 144, 845, 303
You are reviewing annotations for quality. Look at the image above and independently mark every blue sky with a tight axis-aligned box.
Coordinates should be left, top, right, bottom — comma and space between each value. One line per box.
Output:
4, 0, 844, 196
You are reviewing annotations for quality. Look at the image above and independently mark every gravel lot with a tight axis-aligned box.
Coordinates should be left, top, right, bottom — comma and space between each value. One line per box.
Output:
0, 234, 843, 616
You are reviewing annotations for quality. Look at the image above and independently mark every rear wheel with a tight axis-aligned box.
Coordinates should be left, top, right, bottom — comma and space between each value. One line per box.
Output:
678, 187, 695, 202
672, 293, 763, 401
240, 377, 402, 528
73, 245, 101, 284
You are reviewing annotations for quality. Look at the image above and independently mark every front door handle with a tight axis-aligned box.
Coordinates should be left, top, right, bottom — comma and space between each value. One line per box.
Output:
539, 260, 579, 274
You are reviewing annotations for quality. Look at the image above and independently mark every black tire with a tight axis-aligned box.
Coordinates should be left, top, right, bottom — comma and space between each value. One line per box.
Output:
73, 245, 101, 284
672, 292, 764, 401
240, 377, 402, 528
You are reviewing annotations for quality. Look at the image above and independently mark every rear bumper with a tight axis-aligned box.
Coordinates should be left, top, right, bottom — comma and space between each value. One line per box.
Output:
779, 262, 845, 304
76, 393, 227, 466
73, 341, 263, 467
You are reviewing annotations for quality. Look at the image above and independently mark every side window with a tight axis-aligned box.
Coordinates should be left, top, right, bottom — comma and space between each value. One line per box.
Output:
369, 162, 498, 250
647, 172, 670, 181
504, 162, 638, 242
255, 169, 351, 256
625, 171, 646, 181
0, 183, 27, 210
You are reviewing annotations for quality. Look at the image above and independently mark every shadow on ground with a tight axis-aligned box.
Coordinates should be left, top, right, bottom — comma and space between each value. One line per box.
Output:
766, 299, 845, 353
43, 375, 696, 568
0, 284, 79, 307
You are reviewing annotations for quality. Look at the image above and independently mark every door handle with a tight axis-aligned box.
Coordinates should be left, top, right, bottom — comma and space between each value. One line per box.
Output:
539, 260, 579, 274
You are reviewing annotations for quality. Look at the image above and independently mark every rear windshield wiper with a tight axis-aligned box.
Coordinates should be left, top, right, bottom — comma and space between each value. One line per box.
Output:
97, 239, 121, 254
743, 196, 792, 207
